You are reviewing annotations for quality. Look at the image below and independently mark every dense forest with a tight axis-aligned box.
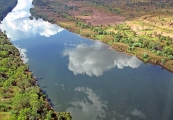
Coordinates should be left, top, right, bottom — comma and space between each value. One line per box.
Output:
0, 0, 17, 21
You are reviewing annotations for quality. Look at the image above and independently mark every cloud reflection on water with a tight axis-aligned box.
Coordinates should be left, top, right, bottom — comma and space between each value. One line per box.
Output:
130, 109, 146, 119
63, 42, 142, 77
66, 87, 146, 120
66, 87, 107, 120
16, 47, 29, 63
0, 0, 63, 40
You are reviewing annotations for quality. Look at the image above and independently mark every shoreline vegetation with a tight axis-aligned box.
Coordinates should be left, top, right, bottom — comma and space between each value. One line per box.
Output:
0, 31, 70, 120
0, 1, 72, 120
30, 0, 173, 72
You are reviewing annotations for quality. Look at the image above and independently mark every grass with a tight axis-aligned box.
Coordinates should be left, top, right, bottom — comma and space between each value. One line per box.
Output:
0, 112, 10, 120
95, 35, 105, 40
124, 31, 135, 37
80, 10, 92, 16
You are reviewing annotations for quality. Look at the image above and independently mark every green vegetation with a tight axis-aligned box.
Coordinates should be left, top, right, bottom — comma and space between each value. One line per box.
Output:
0, 1, 72, 119
0, 0, 17, 21
30, 0, 173, 71
0, 32, 72, 120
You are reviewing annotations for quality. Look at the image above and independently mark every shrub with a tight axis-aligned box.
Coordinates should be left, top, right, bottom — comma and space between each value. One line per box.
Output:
127, 46, 134, 52
114, 38, 120, 42
152, 49, 156, 53
161, 59, 166, 64
168, 55, 173, 60
132, 42, 142, 47
156, 51, 162, 56
143, 53, 148, 59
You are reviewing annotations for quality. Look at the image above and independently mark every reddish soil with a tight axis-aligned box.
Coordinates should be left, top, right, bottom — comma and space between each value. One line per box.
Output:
77, 9, 124, 26
64, 1, 125, 26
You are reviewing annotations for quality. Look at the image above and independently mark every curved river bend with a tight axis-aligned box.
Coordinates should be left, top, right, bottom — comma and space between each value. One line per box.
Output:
1, 0, 173, 120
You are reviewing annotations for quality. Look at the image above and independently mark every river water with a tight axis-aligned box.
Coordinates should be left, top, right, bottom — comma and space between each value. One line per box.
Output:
1, 0, 173, 120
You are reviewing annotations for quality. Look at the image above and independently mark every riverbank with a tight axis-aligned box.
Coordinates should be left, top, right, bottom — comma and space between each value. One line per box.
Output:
0, 31, 72, 120
30, 0, 173, 72
0, 0, 72, 119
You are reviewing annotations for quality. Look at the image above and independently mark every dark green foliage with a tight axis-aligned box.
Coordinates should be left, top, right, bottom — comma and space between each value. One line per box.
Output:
32, 0, 50, 6
0, 0, 17, 21
58, 112, 72, 120
30, 0, 76, 23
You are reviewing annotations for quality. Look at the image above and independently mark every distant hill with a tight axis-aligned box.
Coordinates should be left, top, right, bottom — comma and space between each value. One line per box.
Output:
32, 0, 173, 18
0, 0, 17, 21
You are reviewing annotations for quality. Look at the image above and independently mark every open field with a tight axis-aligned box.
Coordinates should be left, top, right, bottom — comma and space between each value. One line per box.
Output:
64, 1, 125, 26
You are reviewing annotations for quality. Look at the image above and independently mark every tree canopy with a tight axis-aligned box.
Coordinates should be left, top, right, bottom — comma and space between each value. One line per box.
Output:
0, 0, 17, 21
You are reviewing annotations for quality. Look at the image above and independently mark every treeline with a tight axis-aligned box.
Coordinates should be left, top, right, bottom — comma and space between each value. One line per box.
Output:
30, 0, 76, 22
0, 0, 17, 21
88, 0, 173, 6
32, 0, 173, 19
82, 0, 173, 17
0, 32, 72, 120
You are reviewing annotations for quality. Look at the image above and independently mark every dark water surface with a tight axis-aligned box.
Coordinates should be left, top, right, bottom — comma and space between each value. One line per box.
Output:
1, 0, 173, 120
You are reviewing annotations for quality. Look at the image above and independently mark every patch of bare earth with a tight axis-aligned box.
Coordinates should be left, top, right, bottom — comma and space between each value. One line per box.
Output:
64, 1, 125, 26
126, 16, 173, 38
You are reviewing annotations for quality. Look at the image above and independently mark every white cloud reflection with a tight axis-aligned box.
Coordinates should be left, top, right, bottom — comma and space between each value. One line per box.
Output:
66, 87, 107, 120
16, 47, 29, 63
66, 87, 147, 120
63, 42, 142, 77
130, 109, 146, 119
0, 0, 63, 40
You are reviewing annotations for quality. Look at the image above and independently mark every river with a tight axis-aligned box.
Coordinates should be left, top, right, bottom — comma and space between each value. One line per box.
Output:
1, 0, 173, 120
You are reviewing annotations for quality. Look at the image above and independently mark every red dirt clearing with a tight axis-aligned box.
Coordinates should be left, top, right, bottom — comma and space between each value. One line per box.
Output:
64, 1, 125, 26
